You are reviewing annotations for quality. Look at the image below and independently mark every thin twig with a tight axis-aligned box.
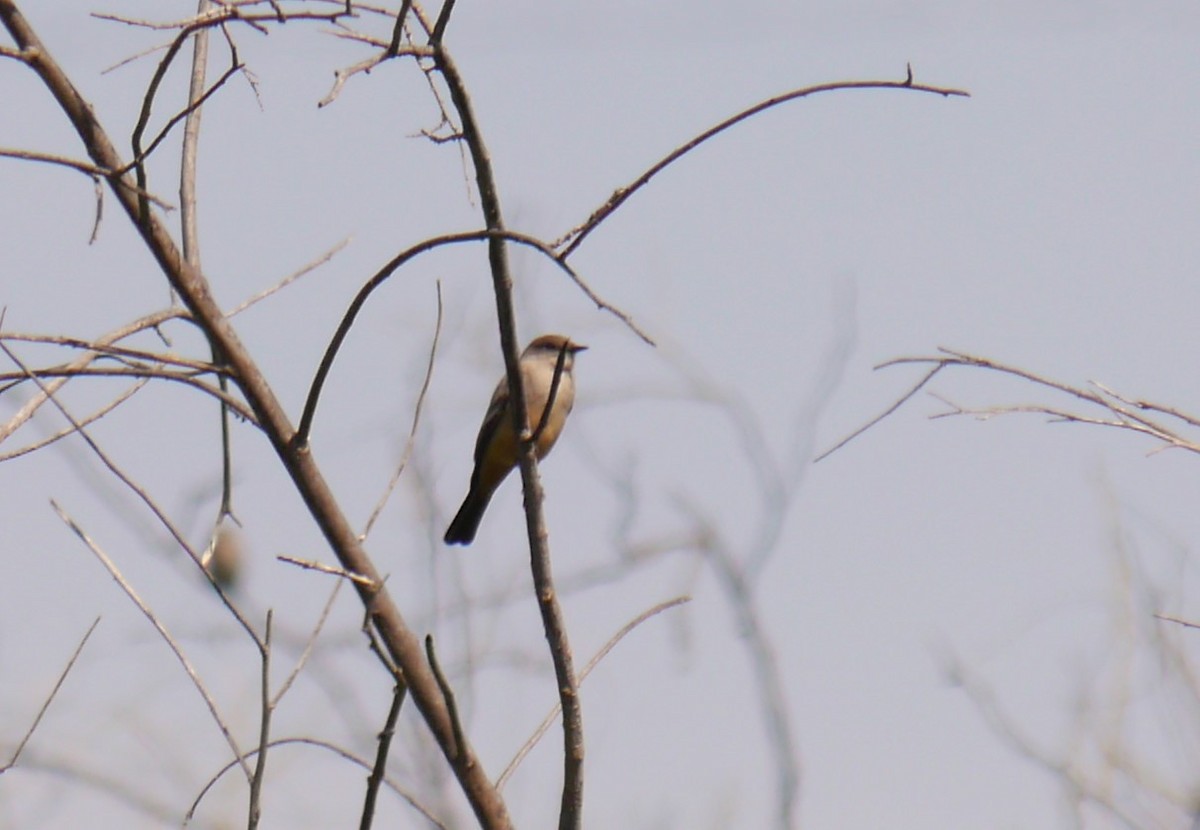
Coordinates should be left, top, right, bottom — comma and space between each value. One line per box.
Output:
815, 363, 945, 461
295, 227, 647, 448
555, 71, 970, 258
0, 148, 174, 209
0, 307, 187, 445
1, 6, 510, 824
497, 596, 691, 789
50, 501, 252, 781
0, 339, 262, 645
693, 514, 799, 828
319, 41, 432, 108
130, 59, 242, 177
272, 580, 344, 706
361, 280, 443, 539
359, 682, 408, 830
2, 617, 101, 772
425, 635, 465, 760
1, 332, 225, 372
0, 364, 259, 424
1154, 613, 1200, 631
276, 554, 378, 587
0, 380, 146, 463
247, 610, 272, 830
186, 736, 446, 829
884, 349, 1200, 455
433, 39, 580, 829
227, 237, 350, 317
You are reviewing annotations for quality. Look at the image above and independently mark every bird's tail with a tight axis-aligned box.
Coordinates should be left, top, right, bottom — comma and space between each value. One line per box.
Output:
444, 489, 492, 545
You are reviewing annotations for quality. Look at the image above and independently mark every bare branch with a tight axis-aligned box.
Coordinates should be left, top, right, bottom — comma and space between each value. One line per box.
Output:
0, 147, 173, 208
50, 501, 252, 782
361, 280, 443, 540
319, 40, 433, 108
276, 554, 377, 587
497, 596, 691, 789
432, 40, 580, 828
815, 363, 946, 461
429, 0, 455, 44
0, 380, 146, 463
360, 682, 408, 830
0, 338, 263, 644
385, 0, 414, 56
187, 737, 447, 829
0, 307, 186, 445
425, 635, 465, 760
1155, 613, 1200, 631
247, 611, 272, 830
1, 332, 225, 372
528, 338, 569, 446
131, 58, 243, 176
272, 580, 344, 706
296, 227, 648, 448
228, 236, 350, 317
698, 522, 799, 828
839, 349, 1200, 456
0, 364, 259, 425
555, 70, 970, 258
2, 617, 101, 772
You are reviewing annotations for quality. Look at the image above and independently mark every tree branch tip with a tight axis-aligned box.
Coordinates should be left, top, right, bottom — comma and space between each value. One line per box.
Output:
276, 554, 375, 587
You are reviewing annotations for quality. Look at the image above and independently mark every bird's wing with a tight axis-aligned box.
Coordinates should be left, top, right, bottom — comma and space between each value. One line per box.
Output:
472, 376, 510, 466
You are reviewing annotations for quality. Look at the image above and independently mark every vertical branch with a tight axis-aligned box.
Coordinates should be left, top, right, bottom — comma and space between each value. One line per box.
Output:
248, 611, 272, 830
432, 37, 584, 830
359, 682, 407, 830
180, 0, 209, 266
180, 0, 236, 523
0, 6, 512, 828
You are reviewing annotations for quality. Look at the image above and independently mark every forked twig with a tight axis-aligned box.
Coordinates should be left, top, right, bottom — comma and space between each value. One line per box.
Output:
821, 348, 1200, 460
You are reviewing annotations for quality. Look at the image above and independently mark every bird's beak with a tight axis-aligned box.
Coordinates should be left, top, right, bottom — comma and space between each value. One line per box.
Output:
570, 341, 588, 353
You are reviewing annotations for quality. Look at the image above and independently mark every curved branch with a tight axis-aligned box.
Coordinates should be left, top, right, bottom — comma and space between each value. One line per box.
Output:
295, 227, 645, 448
556, 71, 970, 258
0, 366, 259, 425
0, 147, 173, 208
187, 736, 446, 830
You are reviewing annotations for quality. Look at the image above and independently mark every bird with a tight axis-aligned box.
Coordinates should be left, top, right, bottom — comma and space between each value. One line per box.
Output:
444, 334, 587, 545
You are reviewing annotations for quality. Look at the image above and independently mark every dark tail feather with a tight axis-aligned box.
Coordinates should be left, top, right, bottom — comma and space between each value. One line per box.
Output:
444, 489, 492, 545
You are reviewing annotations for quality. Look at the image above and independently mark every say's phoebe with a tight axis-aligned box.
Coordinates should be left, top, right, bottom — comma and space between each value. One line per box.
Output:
444, 334, 587, 545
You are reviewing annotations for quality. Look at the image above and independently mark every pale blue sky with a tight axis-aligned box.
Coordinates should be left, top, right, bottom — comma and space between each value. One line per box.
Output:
3, 2, 1200, 828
